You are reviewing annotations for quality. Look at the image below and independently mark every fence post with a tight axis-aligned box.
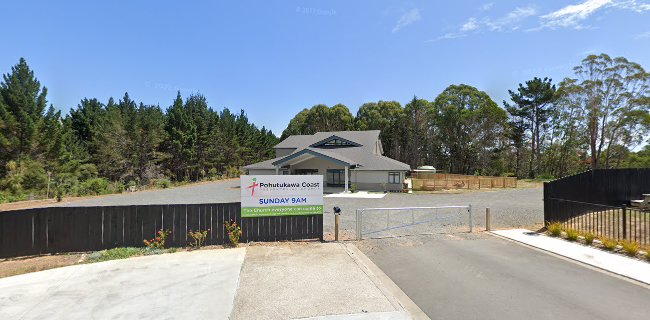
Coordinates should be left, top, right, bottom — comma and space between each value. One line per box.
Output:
356, 209, 361, 240
621, 205, 627, 240
468, 204, 473, 233
485, 208, 491, 231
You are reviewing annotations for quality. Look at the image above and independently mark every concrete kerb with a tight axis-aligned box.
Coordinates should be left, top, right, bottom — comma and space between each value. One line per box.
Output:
489, 229, 650, 289
341, 243, 430, 320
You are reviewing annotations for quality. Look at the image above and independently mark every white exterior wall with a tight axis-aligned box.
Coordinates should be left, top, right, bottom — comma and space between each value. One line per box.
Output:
351, 170, 405, 191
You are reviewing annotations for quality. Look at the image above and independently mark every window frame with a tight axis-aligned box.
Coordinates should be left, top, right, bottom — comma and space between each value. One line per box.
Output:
388, 172, 401, 184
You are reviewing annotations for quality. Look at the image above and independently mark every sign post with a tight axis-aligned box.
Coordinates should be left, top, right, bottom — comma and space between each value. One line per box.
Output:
240, 175, 324, 218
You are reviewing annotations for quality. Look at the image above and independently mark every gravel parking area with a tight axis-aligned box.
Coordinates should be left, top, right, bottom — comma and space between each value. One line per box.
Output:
323, 187, 543, 239
58, 180, 241, 207
58, 180, 542, 239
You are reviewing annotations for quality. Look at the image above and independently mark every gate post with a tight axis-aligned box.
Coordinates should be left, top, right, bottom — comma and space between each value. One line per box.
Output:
468, 204, 473, 233
356, 209, 362, 240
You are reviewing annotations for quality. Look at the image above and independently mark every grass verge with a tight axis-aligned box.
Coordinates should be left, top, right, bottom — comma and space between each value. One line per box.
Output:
84, 247, 177, 263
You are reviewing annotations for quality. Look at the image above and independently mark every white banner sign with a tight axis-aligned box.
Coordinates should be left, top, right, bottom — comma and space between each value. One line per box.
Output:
240, 175, 324, 217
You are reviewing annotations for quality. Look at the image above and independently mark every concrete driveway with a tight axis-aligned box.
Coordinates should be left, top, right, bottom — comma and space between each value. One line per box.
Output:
357, 233, 650, 320
0, 249, 246, 319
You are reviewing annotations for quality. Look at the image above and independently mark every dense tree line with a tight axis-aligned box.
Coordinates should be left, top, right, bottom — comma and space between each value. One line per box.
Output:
282, 53, 650, 178
1, 53, 648, 203
0, 58, 277, 202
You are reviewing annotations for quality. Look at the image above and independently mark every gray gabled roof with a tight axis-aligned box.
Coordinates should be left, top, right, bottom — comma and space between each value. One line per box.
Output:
245, 130, 410, 171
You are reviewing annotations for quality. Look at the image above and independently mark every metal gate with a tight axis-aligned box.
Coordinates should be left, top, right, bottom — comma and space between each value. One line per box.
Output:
355, 205, 472, 240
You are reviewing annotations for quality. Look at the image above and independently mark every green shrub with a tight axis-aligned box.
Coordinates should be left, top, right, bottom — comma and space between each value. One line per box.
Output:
85, 247, 145, 263
537, 173, 555, 180
155, 178, 171, 189
143, 229, 171, 249
79, 178, 111, 195
602, 238, 618, 251
621, 240, 639, 257
583, 232, 595, 245
565, 229, 579, 242
208, 168, 218, 179
350, 183, 357, 193
224, 220, 242, 247
188, 229, 210, 248
547, 222, 562, 237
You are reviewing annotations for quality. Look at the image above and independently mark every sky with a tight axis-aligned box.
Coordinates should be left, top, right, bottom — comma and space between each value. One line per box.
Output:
1, 0, 649, 135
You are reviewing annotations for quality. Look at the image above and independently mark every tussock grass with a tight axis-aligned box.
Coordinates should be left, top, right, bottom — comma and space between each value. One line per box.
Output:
547, 222, 563, 237
583, 232, 595, 245
621, 241, 639, 257
565, 229, 579, 242
601, 239, 618, 251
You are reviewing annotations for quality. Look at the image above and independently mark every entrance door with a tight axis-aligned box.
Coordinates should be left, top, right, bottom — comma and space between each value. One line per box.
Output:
326, 169, 346, 187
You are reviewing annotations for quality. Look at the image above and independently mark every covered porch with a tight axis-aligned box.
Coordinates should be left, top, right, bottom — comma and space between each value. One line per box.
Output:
271, 148, 357, 192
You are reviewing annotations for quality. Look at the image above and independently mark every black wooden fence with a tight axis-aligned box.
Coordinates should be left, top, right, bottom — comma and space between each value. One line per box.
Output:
544, 168, 650, 205
0, 202, 323, 258
544, 169, 650, 246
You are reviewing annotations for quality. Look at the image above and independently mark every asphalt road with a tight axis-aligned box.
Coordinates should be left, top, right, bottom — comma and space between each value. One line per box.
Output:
357, 233, 650, 320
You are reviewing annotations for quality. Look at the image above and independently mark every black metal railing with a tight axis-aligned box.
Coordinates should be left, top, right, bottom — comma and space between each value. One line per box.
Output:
544, 197, 649, 246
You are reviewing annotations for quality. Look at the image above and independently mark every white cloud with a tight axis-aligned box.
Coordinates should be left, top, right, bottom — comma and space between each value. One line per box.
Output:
432, 6, 536, 41
540, 0, 612, 29
392, 8, 421, 33
538, 0, 650, 30
485, 6, 537, 31
480, 2, 494, 11
461, 17, 479, 31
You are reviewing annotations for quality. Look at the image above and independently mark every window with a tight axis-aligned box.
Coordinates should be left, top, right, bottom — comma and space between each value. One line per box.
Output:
313, 137, 359, 148
323, 139, 351, 146
388, 172, 401, 184
326, 169, 348, 186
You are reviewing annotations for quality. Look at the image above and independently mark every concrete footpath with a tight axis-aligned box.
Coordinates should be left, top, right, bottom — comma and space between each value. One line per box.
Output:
0, 249, 246, 319
0, 242, 424, 320
230, 242, 425, 320
492, 229, 650, 285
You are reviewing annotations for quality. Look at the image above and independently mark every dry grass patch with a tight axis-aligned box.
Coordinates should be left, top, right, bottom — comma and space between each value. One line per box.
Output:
0, 254, 82, 278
